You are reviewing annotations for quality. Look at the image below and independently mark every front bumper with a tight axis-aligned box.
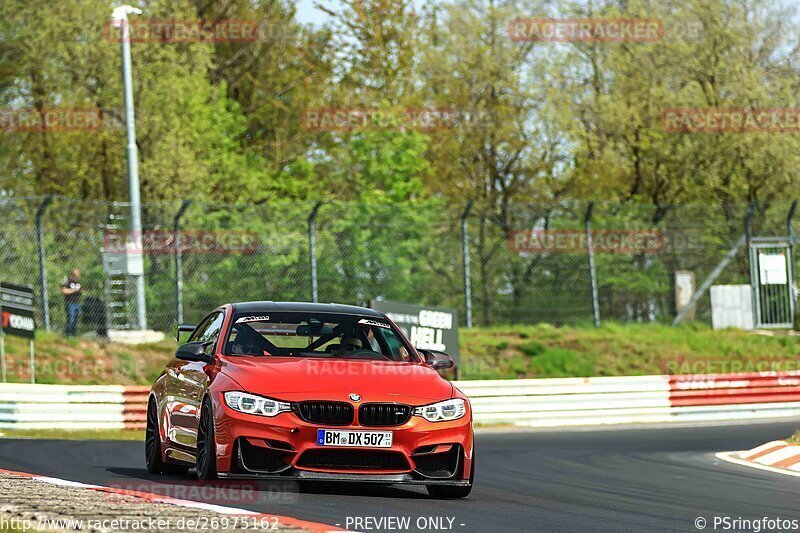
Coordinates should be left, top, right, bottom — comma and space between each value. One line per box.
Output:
212, 394, 474, 484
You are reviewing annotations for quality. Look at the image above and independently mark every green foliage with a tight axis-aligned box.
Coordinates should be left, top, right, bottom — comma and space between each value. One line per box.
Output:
518, 341, 546, 357
2, 0, 798, 207
2, 0, 800, 332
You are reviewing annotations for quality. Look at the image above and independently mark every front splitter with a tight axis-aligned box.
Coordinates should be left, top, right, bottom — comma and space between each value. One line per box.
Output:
217, 470, 470, 485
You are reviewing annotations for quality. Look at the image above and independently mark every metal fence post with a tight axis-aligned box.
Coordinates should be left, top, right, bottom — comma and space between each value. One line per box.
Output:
745, 202, 758, 327
173, 200, 191, 324
35, 195, 53, 330
461, 201, 473, 328
585, 202, 600, 327
787, 200, 797, 329
308, 202, 322, 303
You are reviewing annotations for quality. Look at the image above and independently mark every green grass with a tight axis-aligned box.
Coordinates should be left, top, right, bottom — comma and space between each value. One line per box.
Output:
1, 323, 799, 384
459, 322, 800, 379
0, 428, 143, 441
1, 330, 175, 385
787, 430, 800, 445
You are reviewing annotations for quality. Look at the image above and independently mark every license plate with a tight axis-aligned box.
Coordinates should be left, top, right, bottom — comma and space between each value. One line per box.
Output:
316, 429, 392, 448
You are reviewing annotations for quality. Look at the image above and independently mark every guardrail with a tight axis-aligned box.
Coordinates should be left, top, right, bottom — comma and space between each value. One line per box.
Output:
1, 372, 800, 431
455, 371, 800, 426
0, 384, 148, 430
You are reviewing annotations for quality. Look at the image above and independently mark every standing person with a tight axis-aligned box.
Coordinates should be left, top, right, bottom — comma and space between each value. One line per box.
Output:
61, 269, 83, 336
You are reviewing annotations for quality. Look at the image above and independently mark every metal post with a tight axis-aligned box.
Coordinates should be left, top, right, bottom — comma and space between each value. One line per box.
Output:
113, 5, 147, 330
787, 200, 797, 329
173, 200, 191, 324
29, 339, 34, 384
585, 202, 600, 327
461, 201, 474, 328
35, 196, 53, 330
308, 202, 322, 303
745, 202, 758, 328
0, 296, 4, 382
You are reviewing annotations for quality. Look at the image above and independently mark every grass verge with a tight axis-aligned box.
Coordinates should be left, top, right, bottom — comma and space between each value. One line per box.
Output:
0, 323, 798, 383
1, 330, 174, 385
460, 322, 800, 379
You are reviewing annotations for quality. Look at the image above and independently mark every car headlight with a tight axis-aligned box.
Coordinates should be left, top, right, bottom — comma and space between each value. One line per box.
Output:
413, 398, 466, 422
224, 391, 291, 417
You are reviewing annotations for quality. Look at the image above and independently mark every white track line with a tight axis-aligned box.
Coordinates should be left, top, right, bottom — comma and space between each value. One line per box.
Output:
739, 440, 787, 459
715, 451, 800, 478
753, 446, 800, 466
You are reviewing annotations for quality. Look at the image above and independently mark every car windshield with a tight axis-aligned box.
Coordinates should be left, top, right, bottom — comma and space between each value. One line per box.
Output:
224, 312, 416, 362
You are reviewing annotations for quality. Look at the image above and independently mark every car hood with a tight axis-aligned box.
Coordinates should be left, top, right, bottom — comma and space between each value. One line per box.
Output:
219, 356, 453, 404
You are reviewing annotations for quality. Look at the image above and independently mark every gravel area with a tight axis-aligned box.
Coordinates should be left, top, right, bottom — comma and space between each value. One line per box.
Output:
0, 472, 310, 532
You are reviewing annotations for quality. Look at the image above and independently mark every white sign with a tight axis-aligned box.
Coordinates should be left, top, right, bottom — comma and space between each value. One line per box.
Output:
410, 325, 446, 351
759, 253, 787, 285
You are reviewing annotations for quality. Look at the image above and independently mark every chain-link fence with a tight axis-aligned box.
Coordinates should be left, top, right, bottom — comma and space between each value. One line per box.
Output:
1, 196, 798, 334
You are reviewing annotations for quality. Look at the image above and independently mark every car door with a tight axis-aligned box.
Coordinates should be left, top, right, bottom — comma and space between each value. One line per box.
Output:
168, 311, 224, 450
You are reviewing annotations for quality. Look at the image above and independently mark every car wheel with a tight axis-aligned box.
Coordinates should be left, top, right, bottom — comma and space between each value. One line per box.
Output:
145, 398, 170, 474
146, 398, 190, 475
426, 446, 474, 499
196, 397, 218, 480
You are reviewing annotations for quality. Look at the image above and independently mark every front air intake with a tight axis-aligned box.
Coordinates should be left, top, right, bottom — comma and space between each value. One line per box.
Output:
295, 401, 354, 425
359, 403, 412, 426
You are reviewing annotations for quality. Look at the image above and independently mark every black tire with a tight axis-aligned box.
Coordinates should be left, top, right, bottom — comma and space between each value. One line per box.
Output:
145, 399, 168, 474
146, 399, 190, 475
426, 446, 475, 499
196, 397, 218, 480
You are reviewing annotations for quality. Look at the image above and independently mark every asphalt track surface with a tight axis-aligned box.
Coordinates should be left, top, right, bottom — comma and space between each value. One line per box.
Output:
0, 421, 798, 532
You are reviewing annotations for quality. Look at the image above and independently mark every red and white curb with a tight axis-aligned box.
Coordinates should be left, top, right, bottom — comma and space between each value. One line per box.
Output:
0, 467, 344, 532
716, 440, 800, 477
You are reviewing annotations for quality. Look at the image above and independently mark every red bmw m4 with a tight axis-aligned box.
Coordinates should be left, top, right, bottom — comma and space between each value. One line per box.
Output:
146, 302, 474, 498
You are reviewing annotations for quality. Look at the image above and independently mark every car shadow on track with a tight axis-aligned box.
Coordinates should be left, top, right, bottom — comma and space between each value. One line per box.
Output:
104, 467, 428, 500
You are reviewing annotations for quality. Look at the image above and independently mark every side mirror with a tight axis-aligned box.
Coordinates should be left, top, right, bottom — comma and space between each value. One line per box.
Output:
175, 323, 197, 343
419, 349, 455, 370
176, 341, 213, 364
